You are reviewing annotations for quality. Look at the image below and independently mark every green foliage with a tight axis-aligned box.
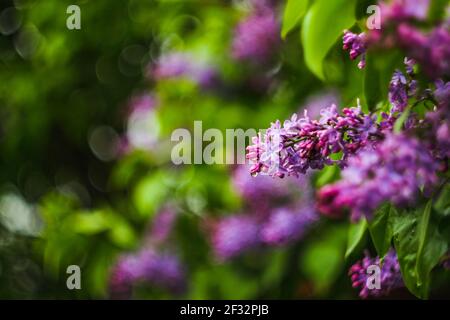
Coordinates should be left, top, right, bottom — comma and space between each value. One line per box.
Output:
301, 225, 347, 294
368, 203, 394, 258
345, 218, 367, 259
392, 202, 448, 298
301, 0, 357, 80
281, 0, 309, 39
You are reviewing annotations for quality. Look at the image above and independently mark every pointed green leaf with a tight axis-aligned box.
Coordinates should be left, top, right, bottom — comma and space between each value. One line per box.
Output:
281, 0, 309, 39
301, 0, 357, 80
368, 203, 394, 258
345, 218, 368, 259
392, 202, 448, 299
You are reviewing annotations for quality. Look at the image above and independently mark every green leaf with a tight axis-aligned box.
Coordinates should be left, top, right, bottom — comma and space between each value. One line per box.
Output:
345, 218, 367, 259
363, 53, 382, 111
301, 0, 357, 80
394, 105, 411, 133
368, 203, 394, 258
415, 201, 448, 291
281, 0, 309, 39
315, 164, 340, 187
133, 171, 169, 218
392, 202, 448, 298
434, 184, 450, 218
301, 225, 347, 293
363, 50, 404, 111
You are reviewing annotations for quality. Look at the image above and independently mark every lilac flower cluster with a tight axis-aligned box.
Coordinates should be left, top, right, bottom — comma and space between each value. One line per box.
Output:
149, 52, 218, 88
246, 104, 381, 178
425, 80, 450, 160
388, 60, 417, 113
379, 0, 430, 22
260, 206, 317, 245
109, 206, 185, 299
210, 165, 318, 260
317, 133, 439, 221
147, 206, 177, 245
347, 0, 450, 79
349, 249, 404, 298
211, 215, 261, 260
231, 3, 280, 62
343, 30, 367, 69
396, 24, 450, 79
109, 249, 186, 299
211, 206, 318, 260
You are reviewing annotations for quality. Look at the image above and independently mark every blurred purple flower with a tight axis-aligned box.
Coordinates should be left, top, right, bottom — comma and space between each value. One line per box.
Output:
300, 90, 340, 120
380, 0, 430, 23
211, 215, 261, 260
396, 24, 450, 79
109, 253, 144, 299
317, 133, 439, 221
389, 70, 412, 113
424, 82, 450, 159
150, 52, 218, 88
231, 5, 280, 63
109, 249, 186, 299
261, 206, 318, 246
148, 206, 177, 245
349, 249, 404, 298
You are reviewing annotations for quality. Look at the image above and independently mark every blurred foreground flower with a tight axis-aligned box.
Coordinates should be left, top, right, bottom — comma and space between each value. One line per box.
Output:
317, 133, 438, 221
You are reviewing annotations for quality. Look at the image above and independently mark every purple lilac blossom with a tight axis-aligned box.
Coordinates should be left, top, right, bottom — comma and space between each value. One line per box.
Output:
260, 206, 318, 245
211, 215, 261, 260
424, 86, 450, 160
232, 164, 308, 217
350, 0, 449, 79
246, 104, 381, 178
349, 249, 404, 298
148, 206, 177, 245
150, 52, 218, 88
389, 70, 409, 112
380, 0, 430, 23
396, 24, 450, 79
109, 249, 186, 298
317, 133, 439, 221
213, 165, 318, 258
299, 90, 340, 120
343, 30, 367, 69
388, 65, 417, 113
231, 5, 280, 62
109, 253, 144, 299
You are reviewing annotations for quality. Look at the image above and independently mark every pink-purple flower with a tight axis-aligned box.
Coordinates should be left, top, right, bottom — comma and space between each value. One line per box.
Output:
317, 133, 439, 221
231, 4, 280, 62
343, 30, 367, 69
246, 104, 382, 178
109, 249, 186, 299
349, 249, 404, 298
